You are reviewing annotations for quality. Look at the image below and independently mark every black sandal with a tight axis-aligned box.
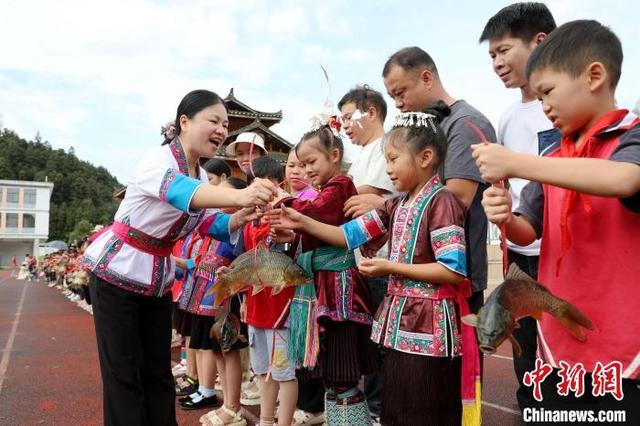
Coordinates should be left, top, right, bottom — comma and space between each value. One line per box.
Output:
179, 392, 218, 410
175, 375, 199, 396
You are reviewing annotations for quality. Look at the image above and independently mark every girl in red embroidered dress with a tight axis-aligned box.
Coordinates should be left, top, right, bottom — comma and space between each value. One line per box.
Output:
276, 126, 378, 424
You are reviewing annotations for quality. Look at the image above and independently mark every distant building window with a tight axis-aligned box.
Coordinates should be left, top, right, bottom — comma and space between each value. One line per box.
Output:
6, 213, 19, 228
23, 214, 36, 228
24, 189, 36, 207
7, 188, 19, 204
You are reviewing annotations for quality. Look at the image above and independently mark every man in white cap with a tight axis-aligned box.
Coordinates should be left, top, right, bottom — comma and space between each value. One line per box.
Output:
225, 132, 268, 177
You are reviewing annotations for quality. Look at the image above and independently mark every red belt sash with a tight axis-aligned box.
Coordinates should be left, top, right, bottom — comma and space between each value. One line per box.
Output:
112, 222, 172, 257
387, 276, 480, 405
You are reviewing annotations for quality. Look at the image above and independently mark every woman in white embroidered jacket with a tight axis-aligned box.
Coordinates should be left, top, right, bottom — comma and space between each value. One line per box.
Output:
83, 90, 275, 426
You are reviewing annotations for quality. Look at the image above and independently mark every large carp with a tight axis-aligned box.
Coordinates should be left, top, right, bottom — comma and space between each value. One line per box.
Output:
206, 246, 311, 307
462, 263, 594, 355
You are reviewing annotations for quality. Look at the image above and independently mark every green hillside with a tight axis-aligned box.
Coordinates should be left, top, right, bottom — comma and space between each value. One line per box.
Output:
0, 129, 121, 241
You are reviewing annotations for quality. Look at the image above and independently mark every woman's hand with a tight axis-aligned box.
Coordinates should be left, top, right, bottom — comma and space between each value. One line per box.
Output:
237, 178, 277, 207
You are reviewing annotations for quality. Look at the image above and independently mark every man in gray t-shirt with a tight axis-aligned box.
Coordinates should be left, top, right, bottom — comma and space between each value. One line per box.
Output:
383, 47, 495, 311
439, 101, 494, 298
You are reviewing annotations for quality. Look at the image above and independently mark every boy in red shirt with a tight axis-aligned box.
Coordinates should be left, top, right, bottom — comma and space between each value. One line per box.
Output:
473, 20, 640, 420
237, 156, 298, 426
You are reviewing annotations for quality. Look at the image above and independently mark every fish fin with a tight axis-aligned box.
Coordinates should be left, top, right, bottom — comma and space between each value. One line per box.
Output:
506, 262, 534, 281
205, 283, 216, 297
555, 303, 595, 342
210, 279, 231, 307
252, 284, 264, 296
271, 285, 284, 295
461, 314, 478, 327
508, 335, 523, 357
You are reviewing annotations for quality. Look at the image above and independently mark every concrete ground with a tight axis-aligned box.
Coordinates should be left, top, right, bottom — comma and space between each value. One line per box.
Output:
0, 270, 523, 425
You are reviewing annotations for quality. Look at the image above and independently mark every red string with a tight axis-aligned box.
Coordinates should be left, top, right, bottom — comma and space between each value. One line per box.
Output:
464, 120, 509, 277
248, 134, 257, 180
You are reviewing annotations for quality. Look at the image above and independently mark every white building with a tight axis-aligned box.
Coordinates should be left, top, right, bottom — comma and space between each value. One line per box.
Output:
0, 180, 54, 267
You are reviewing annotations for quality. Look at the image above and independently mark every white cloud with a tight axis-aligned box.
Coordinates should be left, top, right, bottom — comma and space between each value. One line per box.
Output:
1, 0, 639, 183
0, 78, 87, 134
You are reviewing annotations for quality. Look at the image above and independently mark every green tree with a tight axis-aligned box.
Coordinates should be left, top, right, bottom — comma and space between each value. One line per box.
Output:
68, 219, 94, 242
0, 128, 122, 241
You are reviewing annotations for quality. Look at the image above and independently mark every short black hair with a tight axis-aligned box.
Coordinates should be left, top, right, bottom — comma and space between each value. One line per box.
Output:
251, 155, 284, 182
337, 85, 388, 122
479, 2, 556, 43
225, 177, 247, 190
203, 158, 231, 177
382, 47, 438, 78
526, 20, 623, 89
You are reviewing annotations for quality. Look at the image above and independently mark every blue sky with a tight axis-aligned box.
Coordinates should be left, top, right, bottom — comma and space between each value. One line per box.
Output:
1, 0, 638, 183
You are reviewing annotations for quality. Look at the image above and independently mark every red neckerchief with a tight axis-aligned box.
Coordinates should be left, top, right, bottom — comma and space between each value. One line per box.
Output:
556, 109, 628, 275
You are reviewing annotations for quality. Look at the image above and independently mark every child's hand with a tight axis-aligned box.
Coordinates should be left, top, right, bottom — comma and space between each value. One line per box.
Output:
358, 258, 392, 277
482, 186, 513, 224
269, 228, 296, 243
268, 207, 306, 231
470, 143, 516, 183
344, 194, 385, 218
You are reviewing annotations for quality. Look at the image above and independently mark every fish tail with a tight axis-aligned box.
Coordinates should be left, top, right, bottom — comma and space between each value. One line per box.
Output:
556, 303, 594, 342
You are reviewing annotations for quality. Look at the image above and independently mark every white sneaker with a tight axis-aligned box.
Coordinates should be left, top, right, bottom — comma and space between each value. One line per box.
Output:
292, 409, 325, 425
172, 360, 187, 377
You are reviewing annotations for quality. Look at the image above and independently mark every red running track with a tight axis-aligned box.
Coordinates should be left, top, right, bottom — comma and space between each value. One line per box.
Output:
0, 271, 523, 425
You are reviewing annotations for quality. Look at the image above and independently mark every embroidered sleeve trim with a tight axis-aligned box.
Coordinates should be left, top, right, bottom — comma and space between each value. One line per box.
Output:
340, 210, 386, 251
431, 225, 467, 276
